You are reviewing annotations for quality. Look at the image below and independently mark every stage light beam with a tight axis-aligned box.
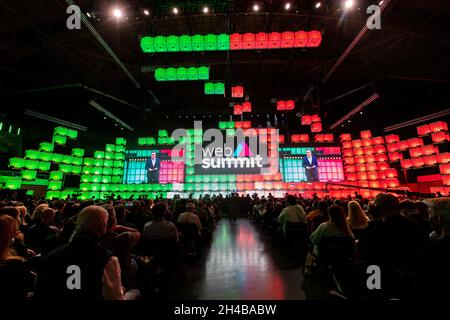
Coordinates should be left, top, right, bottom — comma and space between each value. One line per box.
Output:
344, 0, 354, 9
253, 4, 260, 12
285, 2, 292, 10
172, 7, 179, 14
112, 8, 122, 19
143, 9, 150, 16
315, 2, 322, 9
202, 6, 209, 13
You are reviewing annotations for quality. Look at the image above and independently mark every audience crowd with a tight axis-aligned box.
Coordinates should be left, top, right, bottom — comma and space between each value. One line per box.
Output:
0, 190, 448, 300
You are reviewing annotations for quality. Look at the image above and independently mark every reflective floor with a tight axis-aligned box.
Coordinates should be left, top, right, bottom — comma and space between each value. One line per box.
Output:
181, 218, 305, 300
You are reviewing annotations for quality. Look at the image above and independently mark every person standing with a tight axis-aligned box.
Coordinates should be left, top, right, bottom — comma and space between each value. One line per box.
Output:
302, 150, 319, 182
145, 152, 160, 183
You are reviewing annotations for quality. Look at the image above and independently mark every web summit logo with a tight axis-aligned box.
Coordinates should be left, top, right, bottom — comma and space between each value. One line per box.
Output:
171, 121, 279, 174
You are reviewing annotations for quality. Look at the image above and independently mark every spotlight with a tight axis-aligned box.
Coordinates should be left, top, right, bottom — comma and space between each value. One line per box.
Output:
172, 7, 179, 14
379, 0, 384, 4
143, 9, 150, 16
253, 4, 260, 12
344, 0, 354, 9
315, 2, 321, 9
285, 2, 291, 10
86, 12, 92, 18
202, 6, 209, 13
112, 8, 122, 19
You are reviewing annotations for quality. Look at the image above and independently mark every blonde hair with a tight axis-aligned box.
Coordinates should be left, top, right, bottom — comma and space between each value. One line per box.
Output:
347, 201, 369, 229
70, 205, 108, 242
0, 215, 20, 261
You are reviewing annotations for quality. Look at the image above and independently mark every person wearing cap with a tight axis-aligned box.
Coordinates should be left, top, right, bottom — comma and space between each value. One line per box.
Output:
417, 198, 450, 299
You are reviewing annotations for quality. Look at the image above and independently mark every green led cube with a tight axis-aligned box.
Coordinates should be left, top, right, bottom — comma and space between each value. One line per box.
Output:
185, 183, 194, 191
204, 82, 215, 94
185, 167, 194, 175
46, 191, 61, 200
105, 152, 114, 160
89, 192, 100, 199
72, 157, 83, 166
113, 168, 123, 175
49, 153, 60, 163
116, 137, 126, 145
106, 144, 115, 152
192, 35, 205, 51
5, 177, 22, 190
187, 67, 198, 80
81, 174, 91, 183
91, 183, 100, 192
158, 129, 168, 137
48, 181, 62, 191
80, 183, 90, 192
114, 153, 125, 160
59, 164, 71, 173
113, 160, 123, 168
54, 126, 69, 136
228, 121, 235, 129
138, 137, 147, 145
103, 167, 112, 175
219, 175, 228, 182
94, 151, 105, 159
38, 162, 51, 171
136, 184, 144, 192
115, 145, 125, 153
179, 35, 192, 51
9, 158, 25, 169
26, 190, 34, 196
72, 166, 81, 174
39, 152, 52, 162
112, 176, 122, 183
154, 36, 167, 52
63, 155, 73, 164
93, 167, 102, 175
155, 68, 166, 81
83, 157, 94, 166
79, 192, 90, 200
67, 129, 78, 139
40, 142, 54, 152
166, 35, 179, 51
104, 159, 113, 167
215, 82, 225, 95
25, 150, 39, 160
72, 148, 84, 157
94, 159, 104, 167
226, 129, 235, 136
52, 135, 67, 145
219, 121, 227, 129
158, 137, 166, 145
102, 176, 112, 184
148, 137, 156, 145
177, 67, 187, 80
83, 167, 93, 174
166, 68, 177, 81
198, 66, 209, 80
111, 184, 120, 192
91, 175, 101, 183
217, 34, 230, 50
22, 170, 37, 180
140, 36, 155, 53
50, 171, 63, 181
100, 184, 110, 192
186, 175, 194, 183
205, 34, 217, 51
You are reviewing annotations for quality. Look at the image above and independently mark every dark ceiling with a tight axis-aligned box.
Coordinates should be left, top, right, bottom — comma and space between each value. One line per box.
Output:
0, 0, 449, 142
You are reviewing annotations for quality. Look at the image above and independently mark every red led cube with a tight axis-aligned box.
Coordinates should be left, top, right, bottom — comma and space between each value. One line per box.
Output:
377, 162, 390, 171
346, 173, 357, 182
417, 124, 431, 136
276, 100, 286, 111
412, 157, 425, 168
268, 32, 281, 48
384, 168, 398, 178
307, 30, 322, 47
255, 32, 268, 49
387, 143, 399, 153
367, 172, 378, 181
278, 134, 285, 144
345, 165, 356, 173
340, 133, 352, 142
242, 33, 256, 50
356, 164, 367, 172
360, 130, 372, 139
438, 153, 450, 164
344, 157, 355, 165
423, 155, 438, 166
408, 138, 424, 149
443, 175, 450, 186
362, 139, 372, 147
363, 147, 374, 155
439, 164, 450, 175
281, 31, 295, 48
397, 141, 409, 151
409, 147, 424, 158
242, 102, 252, 112
311, 122, 322, 133
365, 154, 376, 163
342, 141, 353, 149
352, 140, 362, 148
300, 134, 310, 143
386, 178, 399, 188
400, 159, 413, 169
375, 153, 388, 162
388, 152, 403, 161
285, 100, 295, 110
310, 114, 321, 123
314, 134, 324, 143
301, 115, 312, 125
230, 33, 242, 50
353, 148, 364, 156
366, 163, 377, 172
373, 145, 386, 154
294, 31, 308, 47
372, 136, 385, 145
431, 132, 448, 144
429, 121, 448, 133
355, 156, 366, 164
357, 172, 368, 181
231, 85, 244, 98
385, 134, 400, 144
234, 104, 243, 115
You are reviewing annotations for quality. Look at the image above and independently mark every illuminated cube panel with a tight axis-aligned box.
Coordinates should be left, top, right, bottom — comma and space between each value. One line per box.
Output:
159, 162, 185, 184
280, 157, 307, 182
317, 159, 345, 182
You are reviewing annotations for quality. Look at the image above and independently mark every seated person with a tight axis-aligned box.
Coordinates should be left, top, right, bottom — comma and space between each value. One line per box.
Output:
25, 205, 59, 255
177, 203, 202, 235
35, 205, 125, 300
306, 201, 329, 235
346, 201, 369, 239
143, 202, 178, 242
277, 195, 306, 236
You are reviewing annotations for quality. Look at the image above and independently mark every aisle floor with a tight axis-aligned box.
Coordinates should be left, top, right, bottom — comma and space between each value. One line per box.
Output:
180, 218, 306, 300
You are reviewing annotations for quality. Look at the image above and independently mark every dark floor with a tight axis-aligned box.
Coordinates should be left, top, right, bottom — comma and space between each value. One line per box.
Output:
178, 218, 306, 300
